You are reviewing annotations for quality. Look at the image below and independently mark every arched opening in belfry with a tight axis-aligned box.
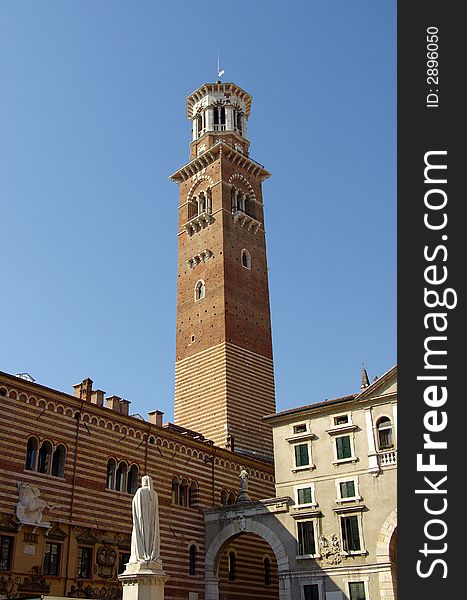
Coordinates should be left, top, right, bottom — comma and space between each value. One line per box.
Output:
216, 533, 279, 600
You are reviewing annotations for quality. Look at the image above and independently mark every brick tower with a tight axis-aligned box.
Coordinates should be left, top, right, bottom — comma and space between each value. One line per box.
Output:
170, 81, 275, 459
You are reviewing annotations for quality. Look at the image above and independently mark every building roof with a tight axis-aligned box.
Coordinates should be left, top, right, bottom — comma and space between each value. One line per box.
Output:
264, 364, 397, 423
264, 394, 358, 422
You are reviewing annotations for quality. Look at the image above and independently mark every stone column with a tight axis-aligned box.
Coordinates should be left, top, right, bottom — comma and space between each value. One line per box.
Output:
205, 575, 220, 600
226, 106, 234, 131
365, 408, 380, 475
205, 107, 214, 131
119, 560, 168, 600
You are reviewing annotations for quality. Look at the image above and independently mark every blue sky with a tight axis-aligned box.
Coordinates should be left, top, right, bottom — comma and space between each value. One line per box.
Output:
0, 1, 396, 421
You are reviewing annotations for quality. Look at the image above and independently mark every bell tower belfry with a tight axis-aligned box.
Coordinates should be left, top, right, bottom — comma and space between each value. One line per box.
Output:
170, 81, 275, 459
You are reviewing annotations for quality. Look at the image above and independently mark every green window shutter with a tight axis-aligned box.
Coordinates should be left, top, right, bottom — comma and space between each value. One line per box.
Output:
349, 581, 366, 600
337, 435, 351, 459
298, 522, 316, 555
349, 515, 361, 550
298, 487, 312, 505
295, 443, 309, 467
340, 480, 356, 498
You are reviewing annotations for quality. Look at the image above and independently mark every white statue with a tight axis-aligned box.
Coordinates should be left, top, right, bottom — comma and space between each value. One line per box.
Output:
129, 475, 160, 564
239, 467, 249, 492
16, 483, 54, 524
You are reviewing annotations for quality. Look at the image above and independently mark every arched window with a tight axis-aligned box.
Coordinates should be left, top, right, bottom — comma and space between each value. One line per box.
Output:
115, 462, 127, 492
189, 545, 197, 576
197, 114, 204, 137
377, 417, 394, 450
227, 492, 236, 506
241, 249, 251, 270
37, 441, 52, 474
179, 479, 189, 507
127, 465, 139, 494
238, 193, 246, 212
228, 551, 237, 581
198, 192, 206, 214
188, 199, 198, 220
106, 458, 117, 490
231, 188, 238, 213
213, 106, 226, 131
264, 557, 271, 586
220, 490, 228, 506
236, 111, 243, 135
189, 481, 199, 508
25, 437, 39, 471
195, 280, 205, 301
51, 444, 66, 478
171, 476, 180, 505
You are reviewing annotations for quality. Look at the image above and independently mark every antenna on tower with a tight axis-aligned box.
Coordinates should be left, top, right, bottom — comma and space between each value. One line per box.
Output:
217, 52, 225, 82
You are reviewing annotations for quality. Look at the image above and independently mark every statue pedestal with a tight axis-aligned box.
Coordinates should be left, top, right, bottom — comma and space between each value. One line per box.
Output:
118, 560, 168, 600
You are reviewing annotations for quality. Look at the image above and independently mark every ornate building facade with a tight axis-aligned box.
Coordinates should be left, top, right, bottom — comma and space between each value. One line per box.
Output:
0, 372, 276, 600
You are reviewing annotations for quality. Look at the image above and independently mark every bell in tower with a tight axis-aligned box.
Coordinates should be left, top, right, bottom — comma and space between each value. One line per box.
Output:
170, 81, 275, 460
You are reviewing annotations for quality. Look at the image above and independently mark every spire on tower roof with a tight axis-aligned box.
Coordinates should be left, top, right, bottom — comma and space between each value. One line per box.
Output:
361, 364, 370, 389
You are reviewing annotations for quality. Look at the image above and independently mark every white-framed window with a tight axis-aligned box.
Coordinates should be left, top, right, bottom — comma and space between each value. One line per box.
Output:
343, 577, 370, 600
376, 416, 394, 450
294, 482, 317, 508
339, 512, 365, 555
293, 422, 308, 435
335, 477, 361, 503
241, 249, 251, 270
292, 441, 313, 471
296, 519, 320, 558
329, 412, 353, 429
333, 433, 357, 464
195, 280, 205, 301
301, 581, 324, 600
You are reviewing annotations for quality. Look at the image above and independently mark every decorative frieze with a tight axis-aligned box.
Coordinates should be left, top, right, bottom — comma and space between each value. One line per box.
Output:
232, 210, 262, 233
185, 212, 213, 236
186, 249, 213, 269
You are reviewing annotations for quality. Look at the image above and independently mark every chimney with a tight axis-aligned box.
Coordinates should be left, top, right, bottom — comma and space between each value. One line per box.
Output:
106, 395, 122, 413
73, 378, 93, 402
91, 390, 105, 407
148, 410, 164, 427
119, 399, 130, 417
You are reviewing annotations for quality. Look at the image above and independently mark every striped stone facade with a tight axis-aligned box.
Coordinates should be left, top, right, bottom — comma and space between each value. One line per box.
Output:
174, 343, 275, 458
0, 371, 275, 600
171, 82, 276, 460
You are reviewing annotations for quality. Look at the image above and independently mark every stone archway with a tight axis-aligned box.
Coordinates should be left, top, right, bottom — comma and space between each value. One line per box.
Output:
205, 503, 292, 600
376, 508, 397, 600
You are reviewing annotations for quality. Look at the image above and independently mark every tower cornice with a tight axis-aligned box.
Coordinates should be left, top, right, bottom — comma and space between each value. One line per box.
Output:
169, 141, 271, 184
186, 82, 252, 119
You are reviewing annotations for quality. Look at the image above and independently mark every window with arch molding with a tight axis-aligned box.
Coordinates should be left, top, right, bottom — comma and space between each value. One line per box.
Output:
241, 249, 251, 270
115, 462, 128, 492
195, 280, 205, 301
25, 437, 39, 471
127, 464, 139, 494
37, 441, 53, 474
228, 551, 237, 581
106, 458, 117, 490
376, 417, 394, 450
189, 544, 197, 576
51, 445, 66, 478
189, 481, 199, 507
